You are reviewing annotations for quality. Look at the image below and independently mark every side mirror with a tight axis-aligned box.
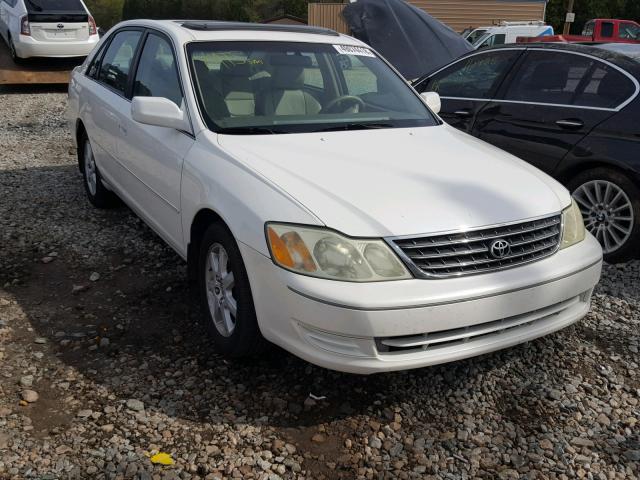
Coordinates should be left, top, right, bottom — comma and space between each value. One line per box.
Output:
131, 96, 188, 131
420, 91, 441, 114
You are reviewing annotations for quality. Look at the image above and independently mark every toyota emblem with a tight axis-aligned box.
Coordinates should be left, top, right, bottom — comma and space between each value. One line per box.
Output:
57, 24, 64, 29
489, 239, 511, 259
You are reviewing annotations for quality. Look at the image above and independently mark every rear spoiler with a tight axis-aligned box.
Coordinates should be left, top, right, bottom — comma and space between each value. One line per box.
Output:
28, 10, 88, 23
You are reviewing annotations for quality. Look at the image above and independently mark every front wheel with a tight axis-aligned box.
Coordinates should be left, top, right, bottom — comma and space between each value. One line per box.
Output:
198, 223, 268, 357
569, 168, 640, 263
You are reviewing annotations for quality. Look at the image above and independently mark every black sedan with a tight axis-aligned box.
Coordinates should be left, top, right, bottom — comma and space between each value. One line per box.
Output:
413, 42, 640, 262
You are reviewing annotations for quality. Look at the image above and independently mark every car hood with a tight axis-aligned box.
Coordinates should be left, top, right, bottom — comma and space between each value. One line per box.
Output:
216, 124, 571, 237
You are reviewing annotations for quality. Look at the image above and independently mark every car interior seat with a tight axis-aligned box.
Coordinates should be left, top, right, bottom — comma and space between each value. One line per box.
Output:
257, 55, 321, 116
219, 60, 255, 116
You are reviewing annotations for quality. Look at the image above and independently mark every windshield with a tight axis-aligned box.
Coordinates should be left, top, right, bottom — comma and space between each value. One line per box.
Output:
465, 29, 487, 44
187, 41, 438, 134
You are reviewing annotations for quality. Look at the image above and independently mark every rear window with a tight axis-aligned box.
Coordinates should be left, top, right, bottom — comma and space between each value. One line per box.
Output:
25, 0, 85, 12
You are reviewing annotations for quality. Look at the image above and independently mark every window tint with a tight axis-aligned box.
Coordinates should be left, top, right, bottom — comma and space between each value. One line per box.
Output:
133, 33, 183, 106
25, 0, 84, 11
98, 30, 142, 95
505, 51, 635, 108
573, 63, 635, 108
425, 50, 520, 99
601, 22, 614, 38
505, 51, 592, 105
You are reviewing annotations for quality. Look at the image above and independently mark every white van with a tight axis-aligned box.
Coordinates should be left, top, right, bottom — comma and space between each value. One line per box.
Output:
464, 21, 554, 49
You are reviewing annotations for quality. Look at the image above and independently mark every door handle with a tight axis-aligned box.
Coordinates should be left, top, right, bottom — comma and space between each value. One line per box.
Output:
556, 119, 584, 129
118, 125, 127, 136
453, 109, 473, 117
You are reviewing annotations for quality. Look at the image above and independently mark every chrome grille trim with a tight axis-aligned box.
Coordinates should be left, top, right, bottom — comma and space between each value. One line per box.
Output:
387, 214, 563, 279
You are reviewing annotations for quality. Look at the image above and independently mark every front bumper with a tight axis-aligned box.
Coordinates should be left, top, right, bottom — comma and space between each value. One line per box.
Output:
14, 34, 98, 58
241, 233, 602, 374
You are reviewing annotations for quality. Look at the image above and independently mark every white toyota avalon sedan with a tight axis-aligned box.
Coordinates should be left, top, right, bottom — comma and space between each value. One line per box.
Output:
0, 0, 99, 61
67, 20, 603, 374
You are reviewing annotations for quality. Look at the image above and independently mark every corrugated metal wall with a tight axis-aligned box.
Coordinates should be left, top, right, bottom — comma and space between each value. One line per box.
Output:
308, 1, 547, 34
308, 3, 351, 34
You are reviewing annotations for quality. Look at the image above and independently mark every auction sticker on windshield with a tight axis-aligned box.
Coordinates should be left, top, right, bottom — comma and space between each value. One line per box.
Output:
333, 45, 375, 57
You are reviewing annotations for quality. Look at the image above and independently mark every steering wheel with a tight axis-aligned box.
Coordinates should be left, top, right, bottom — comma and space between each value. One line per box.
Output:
323, 95, 365, 113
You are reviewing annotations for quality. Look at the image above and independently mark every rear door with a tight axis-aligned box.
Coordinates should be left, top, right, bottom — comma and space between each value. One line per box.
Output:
27, 0, 89, 43
414, 49, 523, 133
472, 49, 636, 174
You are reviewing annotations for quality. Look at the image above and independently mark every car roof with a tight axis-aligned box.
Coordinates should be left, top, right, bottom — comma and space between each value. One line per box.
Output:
109, 19, 364, 47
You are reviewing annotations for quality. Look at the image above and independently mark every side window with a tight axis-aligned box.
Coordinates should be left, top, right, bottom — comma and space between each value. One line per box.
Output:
424, 50, 520, 99
619, 23, 640, 40
504, 51, 593, 105
601, 22, 614, 38
478, 34, 506, 49
341, 56, 377, 95
583, 22, 594, 36
300, 52, 324, 89
87, 41, 109, 79
97, 30, 142, 95
573, 62, 635, 108
133, 33, 183, 106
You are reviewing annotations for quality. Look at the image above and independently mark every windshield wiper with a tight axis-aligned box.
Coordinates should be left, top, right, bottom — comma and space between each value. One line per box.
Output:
314, 122, 394, 132
217, 126, 286, 135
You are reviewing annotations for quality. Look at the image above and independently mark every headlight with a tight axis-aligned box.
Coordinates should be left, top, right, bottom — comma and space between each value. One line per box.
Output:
265, 223, 411, 281
560, 199, 586, 249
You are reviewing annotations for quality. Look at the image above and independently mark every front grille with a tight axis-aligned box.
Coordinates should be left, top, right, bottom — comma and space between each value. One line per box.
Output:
391, 215, 562, 278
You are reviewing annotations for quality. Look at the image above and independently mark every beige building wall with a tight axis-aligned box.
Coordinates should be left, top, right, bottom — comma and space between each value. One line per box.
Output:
308, 1, 547, 34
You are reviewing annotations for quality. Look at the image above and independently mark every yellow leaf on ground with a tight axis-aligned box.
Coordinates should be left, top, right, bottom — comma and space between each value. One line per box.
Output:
150, 452, 174, 465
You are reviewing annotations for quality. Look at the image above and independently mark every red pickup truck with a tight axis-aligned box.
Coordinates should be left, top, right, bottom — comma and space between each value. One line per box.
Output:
517, 18, 640, 44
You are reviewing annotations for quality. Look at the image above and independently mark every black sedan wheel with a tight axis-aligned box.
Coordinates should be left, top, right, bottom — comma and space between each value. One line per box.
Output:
569, 168, 640, 263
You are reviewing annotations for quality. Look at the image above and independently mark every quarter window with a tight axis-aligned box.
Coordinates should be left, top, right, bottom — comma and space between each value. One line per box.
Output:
573, 64, 635, 108
424, 50, 520, 99
133, 33, 183, 106
97, 30, 142, 96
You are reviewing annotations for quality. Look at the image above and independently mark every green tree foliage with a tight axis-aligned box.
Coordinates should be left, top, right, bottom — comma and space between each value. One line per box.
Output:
545, 0, 639, 34
84, 0, 125, 29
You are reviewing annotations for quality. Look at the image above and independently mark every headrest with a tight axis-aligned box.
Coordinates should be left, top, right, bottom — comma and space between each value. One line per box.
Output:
272, 66, 305, 90
269, 55, 312, 68
220, 60, 252, 77
528, 62, 569, 90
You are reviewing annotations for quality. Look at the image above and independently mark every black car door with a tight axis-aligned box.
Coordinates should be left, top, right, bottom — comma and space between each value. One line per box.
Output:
414, 49, 523, 133
472, 49, 634, 174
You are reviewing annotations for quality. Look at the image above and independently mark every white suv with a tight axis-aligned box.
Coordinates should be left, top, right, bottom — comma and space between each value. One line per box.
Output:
67, 20, 603, 374
0, 0, 99, 61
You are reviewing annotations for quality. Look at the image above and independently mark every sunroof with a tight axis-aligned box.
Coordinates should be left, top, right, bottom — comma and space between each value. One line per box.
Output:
180, 21, 340, 37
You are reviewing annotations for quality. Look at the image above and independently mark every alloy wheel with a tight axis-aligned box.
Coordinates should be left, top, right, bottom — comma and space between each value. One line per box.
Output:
84, 141, 97, 196
205, 242, 237, 337
573, 180, 634, 254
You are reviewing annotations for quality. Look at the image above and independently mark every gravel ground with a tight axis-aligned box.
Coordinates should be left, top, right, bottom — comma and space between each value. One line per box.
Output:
0, 90, 639, 480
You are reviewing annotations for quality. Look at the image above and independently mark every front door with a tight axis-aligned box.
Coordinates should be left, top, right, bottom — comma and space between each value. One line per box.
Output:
117, 31, 194, 251
415, 49, 523, 133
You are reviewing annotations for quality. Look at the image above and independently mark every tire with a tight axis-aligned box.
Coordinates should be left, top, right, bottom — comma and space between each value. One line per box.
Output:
79, 133, 118, 209
8, 36, 23, 64
198, 223, 268, 358
568, 167, 640, 263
